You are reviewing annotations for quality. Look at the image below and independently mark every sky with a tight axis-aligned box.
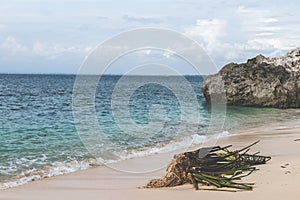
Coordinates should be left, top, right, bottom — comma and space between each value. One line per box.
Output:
0, 0, 300, 74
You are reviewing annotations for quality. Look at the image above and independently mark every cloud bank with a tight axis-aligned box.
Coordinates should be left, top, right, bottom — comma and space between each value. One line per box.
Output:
0, 0, 299, 74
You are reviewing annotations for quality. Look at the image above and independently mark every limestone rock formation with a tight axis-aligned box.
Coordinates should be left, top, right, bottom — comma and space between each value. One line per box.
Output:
202, 48, 300, 108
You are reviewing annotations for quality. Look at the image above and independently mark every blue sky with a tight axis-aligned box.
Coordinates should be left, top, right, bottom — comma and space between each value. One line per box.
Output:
0, 0, 300, 74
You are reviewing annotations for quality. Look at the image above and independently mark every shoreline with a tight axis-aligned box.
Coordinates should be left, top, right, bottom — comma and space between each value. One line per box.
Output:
1, 118, 300, 199
2, 108, 299, 190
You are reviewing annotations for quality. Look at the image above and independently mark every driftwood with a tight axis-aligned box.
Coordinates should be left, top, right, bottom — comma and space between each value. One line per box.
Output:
145, 141, 271, 191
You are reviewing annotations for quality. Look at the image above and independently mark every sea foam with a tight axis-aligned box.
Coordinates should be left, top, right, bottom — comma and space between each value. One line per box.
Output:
0, 131, 229, 190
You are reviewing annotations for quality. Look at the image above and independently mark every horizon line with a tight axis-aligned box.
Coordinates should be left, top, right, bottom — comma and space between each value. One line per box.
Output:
0, 73, 208, 76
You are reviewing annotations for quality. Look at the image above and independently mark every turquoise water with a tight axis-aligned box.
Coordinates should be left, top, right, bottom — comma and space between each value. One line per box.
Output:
0, 74, 297, 189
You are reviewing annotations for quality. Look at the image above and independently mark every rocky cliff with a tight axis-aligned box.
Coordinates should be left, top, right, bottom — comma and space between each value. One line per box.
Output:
202, 48, 300, 108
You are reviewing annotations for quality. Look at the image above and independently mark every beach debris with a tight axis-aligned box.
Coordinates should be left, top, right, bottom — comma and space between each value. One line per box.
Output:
281, 163, 289, 168
281, 163, 291, 174
144, 141, 271, 192
294, 139, 300, 141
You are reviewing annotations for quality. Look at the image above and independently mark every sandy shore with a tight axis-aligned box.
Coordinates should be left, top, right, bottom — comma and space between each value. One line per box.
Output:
1, 119, 300, 200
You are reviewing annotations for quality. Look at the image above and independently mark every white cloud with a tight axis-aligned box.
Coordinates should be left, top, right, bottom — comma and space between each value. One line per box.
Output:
246, 38, 283, 50
236, 6, 281, 33
237, 6, 269, 15
235, 5, 300, 51
184, 19, 257, 61
185, 19, 240, 61
1, 36, 28, 53
185, 19, 226, 51
259, 18, 278, 23
144, 49, 152, 55
162, 51, 174, 59
257, 26, 281, 32
184, 11, 298, 68
1, 36, 93, 60
237, 6, 250, 13
255, 32, 274, 37
186, 19, 225, 42
33, 41, 91, 59
122, 14, 164, 24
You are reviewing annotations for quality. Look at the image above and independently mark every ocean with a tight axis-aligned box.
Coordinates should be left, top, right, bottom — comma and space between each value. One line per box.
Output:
0, 74, 298, 189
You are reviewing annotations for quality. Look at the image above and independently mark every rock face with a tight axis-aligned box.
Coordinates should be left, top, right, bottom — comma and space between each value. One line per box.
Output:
202, 48, 300, 108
